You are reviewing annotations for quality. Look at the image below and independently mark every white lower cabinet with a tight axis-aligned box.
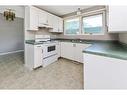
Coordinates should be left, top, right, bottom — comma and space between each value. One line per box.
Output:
61, 42, 91, 63
34, 45, 43, 68
56, 42, 61, 58
75, 43, 91, 63
61, 42, 75, 61
25, 41, 91, 70
25, 44, 43, 70
84, 53, 127, 89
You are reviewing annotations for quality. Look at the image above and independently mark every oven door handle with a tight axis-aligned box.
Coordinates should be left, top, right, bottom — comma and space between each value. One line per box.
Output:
44, 45, 56, 47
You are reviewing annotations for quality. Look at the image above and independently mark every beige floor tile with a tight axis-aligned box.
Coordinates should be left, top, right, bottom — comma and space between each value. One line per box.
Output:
0, 52, 83, 89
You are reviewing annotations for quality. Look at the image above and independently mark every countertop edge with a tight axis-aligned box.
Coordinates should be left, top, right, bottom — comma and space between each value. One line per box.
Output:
83, 51, 127, 60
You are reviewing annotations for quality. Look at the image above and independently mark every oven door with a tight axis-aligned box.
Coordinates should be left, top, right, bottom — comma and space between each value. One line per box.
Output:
42, 43, 57, 58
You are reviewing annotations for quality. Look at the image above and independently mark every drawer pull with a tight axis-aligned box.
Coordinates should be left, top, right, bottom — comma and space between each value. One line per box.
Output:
73, 44, 76, 47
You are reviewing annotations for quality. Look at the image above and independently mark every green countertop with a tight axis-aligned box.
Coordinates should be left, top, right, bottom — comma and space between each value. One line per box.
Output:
25, 39, 127, 60
26, 40, 44, 45
83, 42, 127, 60
25, 39, 93, 45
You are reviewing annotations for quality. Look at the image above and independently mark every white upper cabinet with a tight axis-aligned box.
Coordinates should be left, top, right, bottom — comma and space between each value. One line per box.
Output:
51, 15, 63, 33
58, 17, 63, 32
25, 6, 39, 31
108, 6, 127, 33
38, 9, 48, 26
47, 13, 54, 27
52, 15, 59, 32
25, 6, 63, 32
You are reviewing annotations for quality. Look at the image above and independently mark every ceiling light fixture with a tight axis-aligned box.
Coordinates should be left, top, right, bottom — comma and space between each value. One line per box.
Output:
76, 8, 81, 15
3, 9, 16, 21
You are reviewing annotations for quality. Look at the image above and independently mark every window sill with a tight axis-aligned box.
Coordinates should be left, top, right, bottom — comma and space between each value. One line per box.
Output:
64, 33, 105, 36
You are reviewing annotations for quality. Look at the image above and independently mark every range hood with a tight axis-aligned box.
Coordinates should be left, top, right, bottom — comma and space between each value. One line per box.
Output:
38, 23, 53, 29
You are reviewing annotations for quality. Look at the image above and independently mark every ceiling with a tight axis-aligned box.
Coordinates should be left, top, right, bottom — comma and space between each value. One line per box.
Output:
36, 6, 92, 16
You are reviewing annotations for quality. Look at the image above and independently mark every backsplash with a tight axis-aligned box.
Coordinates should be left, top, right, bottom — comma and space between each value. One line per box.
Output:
26, 27, 119, 41
55, 33, 119, 41
30, 29, 58, 39
119, 33, 127, 44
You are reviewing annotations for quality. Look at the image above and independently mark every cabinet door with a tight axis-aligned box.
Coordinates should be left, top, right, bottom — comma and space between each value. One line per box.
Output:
38, 10, 48, 26
29, 6, 39, 30
61, 42, 74, 60
34, 45, 43, 68
75, 43, 91, 63
47, 13, 53, 27
52, 15, 59, 32
58, 17, 63, 32
84, 53, 127, 89
108, 6, 127, 32
56, 42, 61, 58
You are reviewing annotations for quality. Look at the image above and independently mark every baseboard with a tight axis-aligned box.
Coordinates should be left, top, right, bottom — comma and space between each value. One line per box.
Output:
0, 50, 24, 56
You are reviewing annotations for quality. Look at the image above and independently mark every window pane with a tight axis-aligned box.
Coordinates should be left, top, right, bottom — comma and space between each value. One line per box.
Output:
64, 18, 80, 34
83, 14, 103, 34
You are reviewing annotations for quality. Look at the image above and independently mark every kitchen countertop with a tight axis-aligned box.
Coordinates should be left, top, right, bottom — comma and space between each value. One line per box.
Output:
26, 40, 38, 45
25, 39, 127, 60
83, 41, 127, 60
25, 39, 93, 45
25, 40, 59, 45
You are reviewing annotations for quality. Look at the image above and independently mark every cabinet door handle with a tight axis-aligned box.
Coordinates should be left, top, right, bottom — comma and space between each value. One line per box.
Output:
73, 44, 76, 47
106, 25, 109, 32
42, 50, 43, 53
43, 23, 48, 25
37, 46, 41, 47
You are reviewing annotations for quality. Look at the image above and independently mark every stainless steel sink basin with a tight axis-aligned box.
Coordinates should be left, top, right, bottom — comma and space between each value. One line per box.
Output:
71, 39, 83, 43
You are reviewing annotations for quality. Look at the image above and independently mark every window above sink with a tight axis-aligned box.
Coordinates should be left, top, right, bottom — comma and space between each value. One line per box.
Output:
64, 8, 106, 35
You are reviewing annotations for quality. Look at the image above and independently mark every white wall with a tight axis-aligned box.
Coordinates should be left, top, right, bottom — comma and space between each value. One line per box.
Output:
0, 6, 25, 18
119, 33, 127, 44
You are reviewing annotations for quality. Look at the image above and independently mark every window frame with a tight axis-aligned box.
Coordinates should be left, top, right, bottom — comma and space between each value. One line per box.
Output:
64, 16, 81, 35
63, 10, 106, 35
81, 11, 106, 35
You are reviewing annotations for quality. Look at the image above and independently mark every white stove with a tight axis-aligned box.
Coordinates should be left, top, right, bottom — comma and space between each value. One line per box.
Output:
35, 35, 51, 42
35, 35, 58, 67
